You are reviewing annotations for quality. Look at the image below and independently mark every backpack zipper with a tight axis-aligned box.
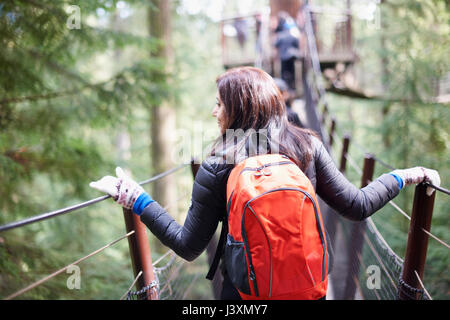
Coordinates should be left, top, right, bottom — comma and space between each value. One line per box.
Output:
248, 204, 273, 297
238, 161, 293, 177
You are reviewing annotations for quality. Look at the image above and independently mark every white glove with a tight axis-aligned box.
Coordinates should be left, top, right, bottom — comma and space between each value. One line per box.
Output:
391, 167, 441, 196
90, 167, 145, 210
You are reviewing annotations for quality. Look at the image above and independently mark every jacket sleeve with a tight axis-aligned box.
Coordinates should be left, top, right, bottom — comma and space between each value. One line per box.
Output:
139, 159, 228, 261
312, 137, 400, 221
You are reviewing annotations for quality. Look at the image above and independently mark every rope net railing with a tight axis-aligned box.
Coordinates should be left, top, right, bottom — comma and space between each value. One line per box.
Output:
322, 106, 450, 299
319, 95, 449, 300
122, 189, 214, 301
334, 216, 406, 300
319, 81, 450, 300
322, 128, 441, 300
301, 2, 448, 300
123, 250, 211, 300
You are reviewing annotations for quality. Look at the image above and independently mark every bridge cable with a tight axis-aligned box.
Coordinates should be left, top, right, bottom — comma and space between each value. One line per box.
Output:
343, 151, 450, 250
4, 230, 135, 300
333, 126, 450, 196
414, 270, 432, 300
120, 271, 143, 300
120, 190, 193, 300
0, 163, 189, 233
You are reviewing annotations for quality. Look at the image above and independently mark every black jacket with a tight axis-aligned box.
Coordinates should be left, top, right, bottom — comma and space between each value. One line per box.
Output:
140, 136, 400, 263
275, 29, 300, 61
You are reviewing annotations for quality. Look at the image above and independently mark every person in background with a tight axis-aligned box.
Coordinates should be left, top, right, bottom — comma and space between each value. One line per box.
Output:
274, 12, 301, 90
233, 18, 248, 51
274, 77, 303, 128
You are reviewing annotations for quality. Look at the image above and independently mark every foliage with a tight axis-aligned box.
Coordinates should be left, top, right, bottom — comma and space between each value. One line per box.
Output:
0, 0, 224, 301
0, 0, 169, 300
327, 0, 449, 299
0, 0, 447, 301
0, 0, 166, 216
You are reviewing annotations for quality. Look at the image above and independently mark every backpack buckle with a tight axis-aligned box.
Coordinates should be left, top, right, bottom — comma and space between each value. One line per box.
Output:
254, 168, 271, 177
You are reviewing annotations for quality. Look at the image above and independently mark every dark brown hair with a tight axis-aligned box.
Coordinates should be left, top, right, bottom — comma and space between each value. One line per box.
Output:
212, 67, 317, 171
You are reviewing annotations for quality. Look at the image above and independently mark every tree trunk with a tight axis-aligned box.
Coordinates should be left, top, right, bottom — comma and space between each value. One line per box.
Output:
270, 0, 302, 20
148, 0, 178, 253
379, 0, 392, 148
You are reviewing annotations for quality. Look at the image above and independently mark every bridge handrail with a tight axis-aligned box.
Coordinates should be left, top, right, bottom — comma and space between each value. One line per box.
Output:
0, 164, 189, 233
1, 162, 192, 300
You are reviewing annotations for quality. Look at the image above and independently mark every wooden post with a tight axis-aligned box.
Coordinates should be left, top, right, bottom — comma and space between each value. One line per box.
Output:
329, 117, 336, 147
123, 209, 158, 300
321, 103, 328, 125
398, 184, 435, 300
343, 154, 375, 299
269, 0, 302, 22
190, 158, 200, 178
339, 134, 351, 173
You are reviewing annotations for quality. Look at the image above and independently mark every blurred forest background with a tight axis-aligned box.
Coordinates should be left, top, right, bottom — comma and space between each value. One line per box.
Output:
0, 0, 448, 300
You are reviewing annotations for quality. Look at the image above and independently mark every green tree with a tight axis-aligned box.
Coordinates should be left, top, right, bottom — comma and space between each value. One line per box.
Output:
0, 0, 167, 217
0, 0, 168, 300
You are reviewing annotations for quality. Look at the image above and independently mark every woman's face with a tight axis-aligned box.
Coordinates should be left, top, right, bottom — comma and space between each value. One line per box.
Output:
212, 91, 227, 134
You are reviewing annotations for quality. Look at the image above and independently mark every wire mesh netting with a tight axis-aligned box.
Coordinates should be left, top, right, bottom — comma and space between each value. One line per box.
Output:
124, 250, 213, 300
340, 217, 401, 299
326, 211, 432, 300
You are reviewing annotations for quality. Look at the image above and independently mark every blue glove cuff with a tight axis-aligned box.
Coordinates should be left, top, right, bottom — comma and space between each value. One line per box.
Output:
132, 192, 154, 216
390, 173, 404, 190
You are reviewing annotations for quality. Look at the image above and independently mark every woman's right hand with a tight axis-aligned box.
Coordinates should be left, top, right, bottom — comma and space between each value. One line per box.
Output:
90, 167, 146, 210
391, 167, 441, 196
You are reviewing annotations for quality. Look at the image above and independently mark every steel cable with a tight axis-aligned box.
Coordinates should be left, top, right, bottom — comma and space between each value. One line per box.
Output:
0, 163, 189, 233
4, 231, 135, 300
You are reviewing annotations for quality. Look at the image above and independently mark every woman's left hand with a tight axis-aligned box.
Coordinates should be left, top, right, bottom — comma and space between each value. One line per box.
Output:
391, 167, 441, 196
90, 167, 145, 210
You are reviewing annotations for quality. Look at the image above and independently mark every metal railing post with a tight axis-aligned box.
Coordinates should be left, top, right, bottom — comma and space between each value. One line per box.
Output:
339, 134, 351, 173
321, 103, 329, 125
343, 154, 375, 299
398, 184, 435, 300
329, 117, 336, 147
123, 208, 158, 300
190, 158, 200, 178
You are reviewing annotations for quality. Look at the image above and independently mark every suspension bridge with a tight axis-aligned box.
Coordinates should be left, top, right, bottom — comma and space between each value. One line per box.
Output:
0, 3, 448, 301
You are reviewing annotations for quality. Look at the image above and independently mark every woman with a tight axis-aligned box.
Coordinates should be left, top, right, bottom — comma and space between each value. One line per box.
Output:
90, 67, 440, 300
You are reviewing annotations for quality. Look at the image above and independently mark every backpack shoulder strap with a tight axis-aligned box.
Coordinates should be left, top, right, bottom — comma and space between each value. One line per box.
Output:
206, 221, 228, 280
206, 189, 235, 281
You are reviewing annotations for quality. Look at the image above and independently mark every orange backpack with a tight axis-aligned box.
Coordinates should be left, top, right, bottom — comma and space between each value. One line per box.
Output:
207, 154, 328, 300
